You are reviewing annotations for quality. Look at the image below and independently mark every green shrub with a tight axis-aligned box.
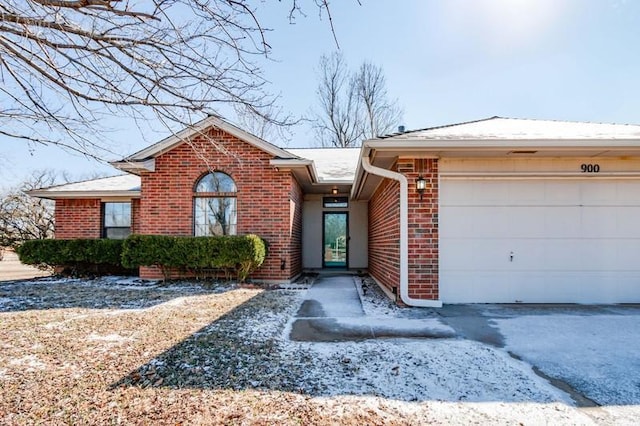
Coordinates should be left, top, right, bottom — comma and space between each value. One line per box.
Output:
121, 234, 266, 282
16, 239, 129, 276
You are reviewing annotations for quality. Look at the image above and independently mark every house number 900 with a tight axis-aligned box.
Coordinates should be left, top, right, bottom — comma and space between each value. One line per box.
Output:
581, 164, 600, 173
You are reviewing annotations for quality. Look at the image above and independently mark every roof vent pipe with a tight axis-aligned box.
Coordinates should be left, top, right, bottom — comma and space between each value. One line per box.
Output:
398, 125, 405, 133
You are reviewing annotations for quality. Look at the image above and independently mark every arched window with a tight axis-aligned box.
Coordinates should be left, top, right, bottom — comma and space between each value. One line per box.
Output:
194, 172, 237, 236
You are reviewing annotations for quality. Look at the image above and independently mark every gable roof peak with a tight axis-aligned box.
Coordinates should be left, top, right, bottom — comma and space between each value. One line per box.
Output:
113, 115, 298, 165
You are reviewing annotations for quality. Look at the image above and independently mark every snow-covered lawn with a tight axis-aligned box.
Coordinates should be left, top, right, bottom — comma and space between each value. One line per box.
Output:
0, 276, 638, 424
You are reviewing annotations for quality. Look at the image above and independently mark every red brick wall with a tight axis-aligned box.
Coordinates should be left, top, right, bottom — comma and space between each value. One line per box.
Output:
54, 199, 101, 239
406, 159, 439, 300
138, 127, 299, 281
368, 176, 400, 296
55, 198, 139, 239
368, 158, 439, 302
289, 176, 303, 278
131, 198, 141, 234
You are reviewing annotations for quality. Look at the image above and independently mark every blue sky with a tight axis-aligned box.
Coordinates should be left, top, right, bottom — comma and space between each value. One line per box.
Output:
2, 0, 640, 188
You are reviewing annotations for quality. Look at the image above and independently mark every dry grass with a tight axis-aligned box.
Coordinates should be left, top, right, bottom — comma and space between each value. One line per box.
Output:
0, 278, 414, 425
2, 277, 624, 425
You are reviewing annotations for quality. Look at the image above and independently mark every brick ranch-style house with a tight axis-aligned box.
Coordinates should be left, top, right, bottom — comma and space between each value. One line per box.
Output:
30, 116, 640, 306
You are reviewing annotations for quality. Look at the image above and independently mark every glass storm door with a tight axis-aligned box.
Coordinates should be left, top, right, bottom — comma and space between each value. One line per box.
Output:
323, 212, 348, 268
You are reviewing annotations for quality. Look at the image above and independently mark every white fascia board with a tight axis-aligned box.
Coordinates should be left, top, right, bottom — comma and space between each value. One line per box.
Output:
366, 138, 640, 151
269, 158, 319, 182
350, 145, 371, 200
27, 190, 141, 200
110, 158, 156, 173
126, 116, 296, 161
315, 179, 353, 184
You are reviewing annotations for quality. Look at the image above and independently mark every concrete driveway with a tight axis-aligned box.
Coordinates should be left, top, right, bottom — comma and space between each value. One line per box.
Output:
435, 303, 640, 409
291, 274, 640, 412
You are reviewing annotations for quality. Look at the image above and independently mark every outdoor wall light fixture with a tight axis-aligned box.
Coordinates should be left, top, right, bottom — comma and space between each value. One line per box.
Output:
415, 158, 429, 200
331, 187, 339, 195
415, 176, 427, 200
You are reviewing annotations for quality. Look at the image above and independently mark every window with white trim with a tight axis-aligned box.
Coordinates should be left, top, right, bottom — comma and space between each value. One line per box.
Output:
103, 202, 132, 239
194, 172, 237, 236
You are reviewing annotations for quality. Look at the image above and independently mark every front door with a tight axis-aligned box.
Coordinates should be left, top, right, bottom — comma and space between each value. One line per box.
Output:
323, 212, 348, 268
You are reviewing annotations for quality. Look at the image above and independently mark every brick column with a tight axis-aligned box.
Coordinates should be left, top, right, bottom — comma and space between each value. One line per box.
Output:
401, 158, 439, 300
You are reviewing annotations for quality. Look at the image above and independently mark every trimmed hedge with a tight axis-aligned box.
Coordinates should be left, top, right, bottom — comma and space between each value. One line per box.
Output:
16, 239, 129, 276
16, 235, 267, 281
121, 234, 266, 281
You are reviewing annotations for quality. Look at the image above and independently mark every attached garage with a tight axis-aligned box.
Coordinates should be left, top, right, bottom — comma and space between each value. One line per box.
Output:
440, 158, 640, 303
353, 116, 640, 306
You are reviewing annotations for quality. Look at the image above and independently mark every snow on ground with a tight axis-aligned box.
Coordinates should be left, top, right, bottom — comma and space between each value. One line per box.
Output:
9, 355, 47, 371
87, 333, 130, 343
355, 276, 402, 317
2, 276, 639, 424
282, 338, 572, 404
494, 314, 640, 406
334, 316, 454, 334
0, 276, 233, 311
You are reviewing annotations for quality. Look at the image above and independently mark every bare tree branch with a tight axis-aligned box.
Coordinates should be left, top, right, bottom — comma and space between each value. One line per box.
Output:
356, 61, 403, 139
0, 0, 342, 159
0, 170, 57, 247
312, 52, 403, 148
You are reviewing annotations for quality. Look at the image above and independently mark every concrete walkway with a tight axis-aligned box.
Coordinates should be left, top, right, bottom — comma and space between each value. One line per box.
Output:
289, 274, 455, 342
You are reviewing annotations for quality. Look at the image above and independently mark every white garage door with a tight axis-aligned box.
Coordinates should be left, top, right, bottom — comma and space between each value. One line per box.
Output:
440, 178, 640, 303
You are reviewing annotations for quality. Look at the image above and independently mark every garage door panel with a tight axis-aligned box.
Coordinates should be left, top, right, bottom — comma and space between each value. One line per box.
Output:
616, 181, 640, 204
440, 239, 509, 270
580, 181, 616, 204
543, 207, 583, 238
441, 181, 512, 205
578, 239, 621, 270
474, 181, 510, 205
471, 207, 511, 237
581, 207, 618, 238
440, 271, 513, 304
610, 239, 640, 269
508, 206, 585, 238
439, 181, 472, 205
545, 181, 581, 204
531, 271, 640, 304
440, 177, 640, 303
508, 181, 547, 204
439, 238, 639, 272
443, 271, 640, 304
507, 207, 547, 238
441, 206, 511, 238
511, 272, 592, 303
615, 207, 640, 237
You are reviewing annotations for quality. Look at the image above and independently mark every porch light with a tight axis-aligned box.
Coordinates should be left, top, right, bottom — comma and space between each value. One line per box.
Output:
331, 187, 339, 195
415, 176, 427, 200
